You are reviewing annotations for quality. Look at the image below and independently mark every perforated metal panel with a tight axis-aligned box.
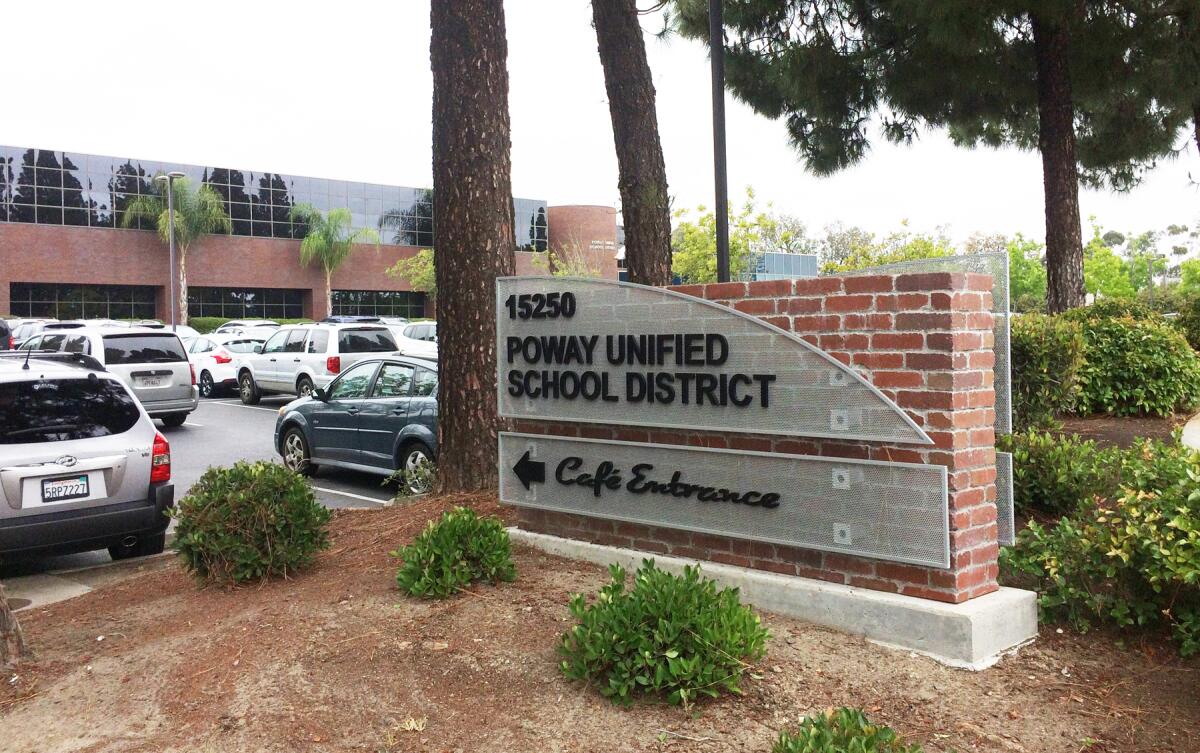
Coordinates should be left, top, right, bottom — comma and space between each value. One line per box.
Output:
996, 451, 1015, 546
496, 277, 932, 445
500, 432, 950, 568
838, 253, 1012, 435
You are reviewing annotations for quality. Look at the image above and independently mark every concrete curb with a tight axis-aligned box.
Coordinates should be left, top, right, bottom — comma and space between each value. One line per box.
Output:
1182, 411, 1200, 451
510, 528, 1038, 670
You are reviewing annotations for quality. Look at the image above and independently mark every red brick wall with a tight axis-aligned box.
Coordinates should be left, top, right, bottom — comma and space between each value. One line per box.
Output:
0, 223, 431, 320
514, 272, 998, 604
546, 205, 620, 280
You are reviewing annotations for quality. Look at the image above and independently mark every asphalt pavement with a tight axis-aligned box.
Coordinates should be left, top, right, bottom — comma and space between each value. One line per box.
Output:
1, 392, 395, 593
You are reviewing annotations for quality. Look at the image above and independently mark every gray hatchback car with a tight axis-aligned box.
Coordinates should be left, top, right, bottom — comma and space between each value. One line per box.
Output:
274, 356, 437, 491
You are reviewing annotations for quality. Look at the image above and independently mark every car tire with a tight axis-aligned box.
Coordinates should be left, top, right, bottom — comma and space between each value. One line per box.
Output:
398, 442, 434, 495
161, 412, 187, 428
296, 375, 314, 398
239, 372, 261, 405
108, 531, 166, 561
282, 427, 318, 476
198, 370, 216, 398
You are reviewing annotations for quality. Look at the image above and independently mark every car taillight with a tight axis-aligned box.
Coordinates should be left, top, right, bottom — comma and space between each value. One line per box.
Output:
326, 356, 341, 374
151, 431, 171, 483
6, 336, 12, 349
189, 363, 196, 385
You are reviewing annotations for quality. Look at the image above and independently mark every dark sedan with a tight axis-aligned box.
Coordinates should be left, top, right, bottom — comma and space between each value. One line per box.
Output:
274, 356, 437, 492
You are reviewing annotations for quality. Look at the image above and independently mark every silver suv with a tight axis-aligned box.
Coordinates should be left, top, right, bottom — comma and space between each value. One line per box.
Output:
0, 352, 174, 561
237, 323, 397, 404
19, 327, 199, 427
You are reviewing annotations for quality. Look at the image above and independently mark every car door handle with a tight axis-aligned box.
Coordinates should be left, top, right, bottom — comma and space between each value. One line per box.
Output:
293, 358, 301, 362
346, 407, 360, 415
390, 408, 405, 415
269, 358, 276, 362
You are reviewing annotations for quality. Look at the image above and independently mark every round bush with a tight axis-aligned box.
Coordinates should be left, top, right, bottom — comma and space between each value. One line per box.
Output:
393, 506, 516, 598
1173, 293, 1200, 351
1060, 298, 1160, 322
171, 461, 332, 584
774, 708, 925, 753
558, 560, 768, 707
1010, 313, 1084, 429
1072, 316, 1200, 416
997, 430, 1120, 516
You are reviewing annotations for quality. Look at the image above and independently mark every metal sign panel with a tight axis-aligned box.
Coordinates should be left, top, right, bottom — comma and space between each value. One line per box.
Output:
500, 432, 950, 568
496, 277, 932, 445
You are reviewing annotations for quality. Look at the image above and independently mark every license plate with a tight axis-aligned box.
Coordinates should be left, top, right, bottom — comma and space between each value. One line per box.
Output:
42, 475, 90, 503
136, 376, 166, 388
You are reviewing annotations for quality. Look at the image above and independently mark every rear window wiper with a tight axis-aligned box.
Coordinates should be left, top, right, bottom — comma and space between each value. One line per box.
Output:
5, 424, 81, 437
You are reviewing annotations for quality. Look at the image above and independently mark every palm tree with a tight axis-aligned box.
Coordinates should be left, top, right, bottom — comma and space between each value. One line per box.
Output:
289, 204, 380, 316
122, 177, 231, 323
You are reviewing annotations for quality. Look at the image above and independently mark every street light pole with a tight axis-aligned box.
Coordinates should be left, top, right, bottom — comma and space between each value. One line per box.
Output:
709, 0, 730, 283
155, 171, 186, 331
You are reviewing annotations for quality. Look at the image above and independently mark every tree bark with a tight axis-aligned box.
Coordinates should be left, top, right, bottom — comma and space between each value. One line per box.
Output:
430, 0, 516, 492
1, 580, 31, 668
325, 268, 333, 319
592, 0, 673, 287
178, 246, 189, 325
1032, 11, 1086, 313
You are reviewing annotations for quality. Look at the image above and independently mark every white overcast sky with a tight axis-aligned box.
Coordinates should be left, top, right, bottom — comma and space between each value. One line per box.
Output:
4, 0, 1198, 245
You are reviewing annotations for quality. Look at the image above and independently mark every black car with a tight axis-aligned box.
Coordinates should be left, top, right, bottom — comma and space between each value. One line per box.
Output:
274, 356, 437, 492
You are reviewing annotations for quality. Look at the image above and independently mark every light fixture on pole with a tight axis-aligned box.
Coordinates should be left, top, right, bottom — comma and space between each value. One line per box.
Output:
154, 171, 186, 331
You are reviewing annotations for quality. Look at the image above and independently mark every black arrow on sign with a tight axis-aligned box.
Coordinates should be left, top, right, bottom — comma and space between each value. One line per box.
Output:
513, 450, 546, 490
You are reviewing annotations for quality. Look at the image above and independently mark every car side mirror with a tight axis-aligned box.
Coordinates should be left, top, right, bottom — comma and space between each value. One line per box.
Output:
312, 387, 328, 401
253, 344, 263, 353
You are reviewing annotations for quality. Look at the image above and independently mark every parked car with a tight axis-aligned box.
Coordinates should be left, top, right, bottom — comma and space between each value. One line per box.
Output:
378, 316, 410, 326
9, 318, 59, 348
0, 319, 10, 351
237, 322, 398, 404
0, 351, 174, 561
131, 320, 201, 339
274, 355, 437, 492
214, 319, 280, 334
392, 321, 437, 359
19, 326, 199, 427
187, 332, 269, 398
321, 315, 381, 324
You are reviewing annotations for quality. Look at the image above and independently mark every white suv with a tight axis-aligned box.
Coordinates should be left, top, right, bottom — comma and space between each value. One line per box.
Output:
237, 323, 398, 404
20, 327, 199, 427
393, 321, 437, 359
0, 352, 174, 561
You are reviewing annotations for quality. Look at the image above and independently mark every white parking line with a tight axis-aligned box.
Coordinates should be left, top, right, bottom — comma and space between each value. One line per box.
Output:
209, 401, 280, 413
184, 421, 205, 427
313, 486, 390, 505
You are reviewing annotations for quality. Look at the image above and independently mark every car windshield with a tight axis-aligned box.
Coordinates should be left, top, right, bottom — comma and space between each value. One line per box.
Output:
0, 378, 140, 444
102, 334, 188, 364
338, 328, 397, 353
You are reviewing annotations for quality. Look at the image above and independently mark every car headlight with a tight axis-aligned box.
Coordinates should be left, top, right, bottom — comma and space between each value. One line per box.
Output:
278, 405, 288, 416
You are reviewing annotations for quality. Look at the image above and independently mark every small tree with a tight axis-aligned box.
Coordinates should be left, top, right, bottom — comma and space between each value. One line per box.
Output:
289, 204, 380, 316
1, 579, 31, 667
122, 177, 231, 323
671, 187, 779, 283
388, 248, 437, 296
531, 231, 605, 278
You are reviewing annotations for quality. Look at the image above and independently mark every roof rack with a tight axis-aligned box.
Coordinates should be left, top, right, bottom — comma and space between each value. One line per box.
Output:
0, 351, 106, 372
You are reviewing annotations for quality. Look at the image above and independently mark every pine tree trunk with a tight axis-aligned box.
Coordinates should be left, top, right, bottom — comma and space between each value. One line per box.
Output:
1, 580, 31, 668
1032, 12, 1085, 313
430, 0, 516, 493
592, 0, 673, 287
178, 245, 189, 325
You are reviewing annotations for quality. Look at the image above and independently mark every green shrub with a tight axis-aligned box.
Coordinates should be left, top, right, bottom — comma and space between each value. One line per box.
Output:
1010, 313, 1084, 429
774, 708, 924, 753
558, 560, 768, 707
1072, 316, 1200, 416
1002, 441, 1200, 656
393, 507, 516, 598
1173, 293, 1200, 351
998, 431, 1119, 516
171, 461, 332, 584
1061, 298, 1160, 322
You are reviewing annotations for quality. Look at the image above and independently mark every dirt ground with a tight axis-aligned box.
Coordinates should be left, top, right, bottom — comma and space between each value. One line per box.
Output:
1056, 414, 1189, 449
2, 493, 1197, 753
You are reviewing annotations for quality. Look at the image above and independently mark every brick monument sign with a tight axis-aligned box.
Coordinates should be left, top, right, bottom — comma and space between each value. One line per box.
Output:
495, 274, 1035, 668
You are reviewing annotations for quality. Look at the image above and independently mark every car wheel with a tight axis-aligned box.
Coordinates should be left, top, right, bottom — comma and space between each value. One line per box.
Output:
400, 443, 434, 495
108, 532, 166, 560
198, 370, 216, 398
239, 372, 261, 405
161, 412, 187, 428
296, 376, 314, 398
282, 427, 317, 476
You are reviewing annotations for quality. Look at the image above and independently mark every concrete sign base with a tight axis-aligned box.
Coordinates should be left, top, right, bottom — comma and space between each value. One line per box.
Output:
511, 528, 1038, 670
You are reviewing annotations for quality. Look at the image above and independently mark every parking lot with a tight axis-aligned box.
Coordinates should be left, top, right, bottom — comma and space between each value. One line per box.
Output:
1, 393, 395, 587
